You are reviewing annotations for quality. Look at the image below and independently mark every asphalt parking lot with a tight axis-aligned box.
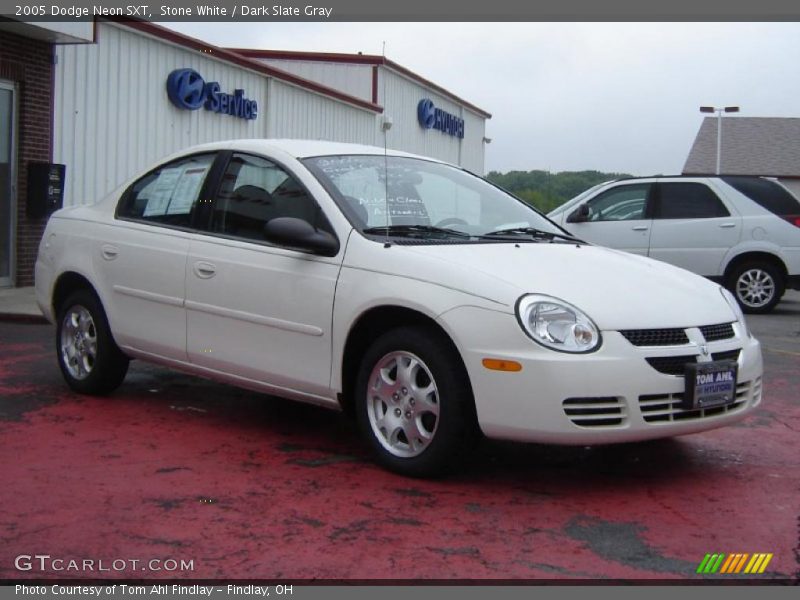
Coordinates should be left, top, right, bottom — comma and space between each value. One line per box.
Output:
1, 292, 798, 582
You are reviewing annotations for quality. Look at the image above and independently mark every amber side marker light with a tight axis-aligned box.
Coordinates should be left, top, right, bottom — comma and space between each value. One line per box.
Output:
482, 358, 522, 372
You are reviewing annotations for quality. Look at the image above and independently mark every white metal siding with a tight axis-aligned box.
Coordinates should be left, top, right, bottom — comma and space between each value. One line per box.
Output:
379, 68, 486, 174
259, 59, 373, 103
268, 80, 377, 144
53, 23, 378, 206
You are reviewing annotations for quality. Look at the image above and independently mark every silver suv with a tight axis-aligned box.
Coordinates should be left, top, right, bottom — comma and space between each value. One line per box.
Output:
549, 176, 800, 313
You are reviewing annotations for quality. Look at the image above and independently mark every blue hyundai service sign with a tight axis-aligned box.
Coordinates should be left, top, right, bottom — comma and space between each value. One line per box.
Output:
166, 69, 258, 120
417, 99, 464, 138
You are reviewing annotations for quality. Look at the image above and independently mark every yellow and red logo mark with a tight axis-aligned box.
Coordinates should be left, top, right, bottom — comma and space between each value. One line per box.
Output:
697, 553, 773, 574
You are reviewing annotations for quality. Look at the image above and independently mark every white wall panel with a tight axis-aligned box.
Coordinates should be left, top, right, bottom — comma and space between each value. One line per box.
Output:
259, 59, 373, 103
379, 68, 486, 174
55, 23, 269, 205
267, 80, 377, 145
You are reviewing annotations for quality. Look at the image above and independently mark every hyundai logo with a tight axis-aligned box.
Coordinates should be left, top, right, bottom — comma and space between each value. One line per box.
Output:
417, 98, 436, 129
166, 68, 207, 110
416, 98, 465, 138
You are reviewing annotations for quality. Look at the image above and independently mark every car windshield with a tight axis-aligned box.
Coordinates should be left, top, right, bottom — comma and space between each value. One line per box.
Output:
303, 155, 565, 241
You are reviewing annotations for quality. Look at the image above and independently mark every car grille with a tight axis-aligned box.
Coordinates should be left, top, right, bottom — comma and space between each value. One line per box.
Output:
620, 328, 689, 346
712, 349, 741, 362
645, 355, 697, 376
645, 350, 741, 376
620, 322, 736, 346
638, 380, 754, 423
562, 397, 626, 428
699, 323, 735, 341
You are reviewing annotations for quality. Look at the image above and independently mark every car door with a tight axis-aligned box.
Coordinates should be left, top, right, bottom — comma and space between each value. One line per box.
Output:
647, 180, 742, 276
185, 152, 342, 399
561, 182, 654, 255
99, 152, 218, 361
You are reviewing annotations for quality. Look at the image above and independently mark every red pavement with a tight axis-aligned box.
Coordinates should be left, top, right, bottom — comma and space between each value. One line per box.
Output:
1, 322, 797, 581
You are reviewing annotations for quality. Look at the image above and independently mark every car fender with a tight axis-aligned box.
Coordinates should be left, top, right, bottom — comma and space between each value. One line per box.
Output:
720, 239, 789, 275
329, 264, 507, 393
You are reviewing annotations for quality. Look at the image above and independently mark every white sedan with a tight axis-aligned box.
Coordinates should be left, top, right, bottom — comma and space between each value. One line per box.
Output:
35, 140, 763, 477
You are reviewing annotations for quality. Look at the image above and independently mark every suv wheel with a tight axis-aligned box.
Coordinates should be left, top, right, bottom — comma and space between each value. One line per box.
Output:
354, 326, 476, 478
727, 262, 784, 314
56, 290, 129, 395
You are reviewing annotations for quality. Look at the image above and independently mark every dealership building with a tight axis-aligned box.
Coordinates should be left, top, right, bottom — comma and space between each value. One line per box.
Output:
0, 19, 491, 287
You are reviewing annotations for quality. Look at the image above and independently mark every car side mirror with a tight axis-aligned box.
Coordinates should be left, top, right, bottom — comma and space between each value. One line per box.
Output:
566, 203, 590, 223
263, 217, 339, 257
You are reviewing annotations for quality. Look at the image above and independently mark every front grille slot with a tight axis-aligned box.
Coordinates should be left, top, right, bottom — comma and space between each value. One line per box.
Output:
712, 349, 741, 362
646, 355, 697, 376
700, 323, 735, 342
639, 381, 750, 423
620, 328, 689, 346
646, 349, 741, 376
563, 397, 625, 427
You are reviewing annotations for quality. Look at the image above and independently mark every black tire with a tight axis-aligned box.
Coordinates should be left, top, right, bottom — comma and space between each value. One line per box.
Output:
726, 261, 785, 314
56, 289, 129, 395
354, 326, 477, 478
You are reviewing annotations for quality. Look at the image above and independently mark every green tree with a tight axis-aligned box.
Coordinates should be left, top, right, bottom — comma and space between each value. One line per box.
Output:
487, 169, 633, 213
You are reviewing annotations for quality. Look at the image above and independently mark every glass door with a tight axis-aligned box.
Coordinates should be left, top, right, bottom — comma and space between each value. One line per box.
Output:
0, 81, 15, 287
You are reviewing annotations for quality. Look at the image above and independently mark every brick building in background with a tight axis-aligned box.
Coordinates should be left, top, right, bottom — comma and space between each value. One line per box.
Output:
0, 22, 92, 287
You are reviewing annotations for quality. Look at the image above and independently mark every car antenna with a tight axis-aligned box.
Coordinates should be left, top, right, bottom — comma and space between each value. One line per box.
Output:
382, 40, 391, 248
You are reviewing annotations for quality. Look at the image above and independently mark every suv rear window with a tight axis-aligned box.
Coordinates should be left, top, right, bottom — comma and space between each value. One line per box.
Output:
722, 176, 800, 216
654, 182, 729, 219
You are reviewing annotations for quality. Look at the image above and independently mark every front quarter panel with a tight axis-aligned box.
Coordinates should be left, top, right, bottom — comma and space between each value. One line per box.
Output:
329, 247, 509, 392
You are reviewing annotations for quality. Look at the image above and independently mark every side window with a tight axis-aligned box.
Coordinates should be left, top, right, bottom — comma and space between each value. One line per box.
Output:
586, 184, 649, 222
117, 154, 215, 228
655, 183, 730, 219
210, 154, 331, 242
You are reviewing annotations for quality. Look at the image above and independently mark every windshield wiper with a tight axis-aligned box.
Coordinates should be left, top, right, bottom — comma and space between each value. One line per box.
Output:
482, 227, 584, 243
362, 225, 472, 238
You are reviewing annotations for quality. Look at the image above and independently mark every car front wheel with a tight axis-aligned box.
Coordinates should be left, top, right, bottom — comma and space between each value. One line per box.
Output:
354, 326, 476, 477
727, 262, 784, 314
56, 290, 129, 395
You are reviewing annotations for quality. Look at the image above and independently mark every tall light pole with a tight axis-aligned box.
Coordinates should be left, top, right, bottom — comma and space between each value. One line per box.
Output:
700, 106, 740, 174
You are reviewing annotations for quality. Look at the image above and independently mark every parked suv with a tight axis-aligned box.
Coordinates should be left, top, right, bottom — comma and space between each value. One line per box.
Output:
548, 176, 800, 313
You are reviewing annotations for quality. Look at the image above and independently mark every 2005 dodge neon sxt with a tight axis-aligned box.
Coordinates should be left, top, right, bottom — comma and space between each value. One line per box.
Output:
35, 139, 763, 476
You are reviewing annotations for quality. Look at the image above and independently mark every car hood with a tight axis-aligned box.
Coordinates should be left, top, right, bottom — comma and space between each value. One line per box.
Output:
347, 237, 737, 330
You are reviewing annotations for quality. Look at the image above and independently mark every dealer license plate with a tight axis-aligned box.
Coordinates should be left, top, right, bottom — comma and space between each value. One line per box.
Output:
684, 361, 738, 410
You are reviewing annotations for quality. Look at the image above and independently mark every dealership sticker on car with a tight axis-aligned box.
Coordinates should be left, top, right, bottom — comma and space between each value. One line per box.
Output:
684, 361, 738, 410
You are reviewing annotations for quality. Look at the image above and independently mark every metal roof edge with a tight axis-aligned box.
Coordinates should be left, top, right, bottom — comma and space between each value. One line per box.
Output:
100, 18, 384, 114
227, 48, 492, 119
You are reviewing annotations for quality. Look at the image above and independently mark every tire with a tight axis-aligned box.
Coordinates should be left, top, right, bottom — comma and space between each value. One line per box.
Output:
727, 261, 785, 314
354, 326, 477, 477
56, 289, 129, 395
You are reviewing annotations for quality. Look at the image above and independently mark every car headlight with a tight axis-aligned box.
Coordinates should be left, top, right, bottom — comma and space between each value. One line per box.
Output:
720, 287, 751, 338
516, 294, 602, 353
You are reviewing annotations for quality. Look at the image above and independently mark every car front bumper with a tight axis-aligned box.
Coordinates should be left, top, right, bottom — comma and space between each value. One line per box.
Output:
438, 306, 763, 444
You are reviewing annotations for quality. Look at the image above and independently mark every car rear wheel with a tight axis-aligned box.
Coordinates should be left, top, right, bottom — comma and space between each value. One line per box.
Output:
727, 261, 784, 314
354, 326, 477, 477
56, 290, 129, 395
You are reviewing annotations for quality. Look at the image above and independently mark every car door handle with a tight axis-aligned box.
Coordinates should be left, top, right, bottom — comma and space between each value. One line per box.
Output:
631, 226, 649, 231
101, 244, 119, 260
193, 261, 217, 279
719, 223, 736, 228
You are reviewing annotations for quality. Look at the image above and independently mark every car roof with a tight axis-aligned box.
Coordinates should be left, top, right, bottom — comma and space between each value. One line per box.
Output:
175, 138, 442, 162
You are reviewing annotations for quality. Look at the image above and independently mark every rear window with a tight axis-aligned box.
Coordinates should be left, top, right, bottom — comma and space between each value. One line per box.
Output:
654, 182, 729, 219
722, 177, 800, 216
